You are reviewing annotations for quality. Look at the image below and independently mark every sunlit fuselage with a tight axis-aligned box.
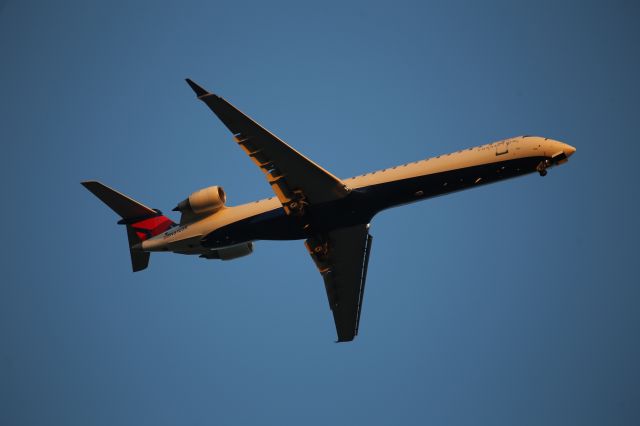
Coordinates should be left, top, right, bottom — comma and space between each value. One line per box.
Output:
142, 136, 575, 253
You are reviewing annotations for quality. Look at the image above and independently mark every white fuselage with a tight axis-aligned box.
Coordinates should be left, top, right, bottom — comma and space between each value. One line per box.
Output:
142, 136, 574, 255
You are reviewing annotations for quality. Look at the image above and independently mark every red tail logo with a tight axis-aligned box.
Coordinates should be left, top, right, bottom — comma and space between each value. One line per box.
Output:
130, 216, 174, 241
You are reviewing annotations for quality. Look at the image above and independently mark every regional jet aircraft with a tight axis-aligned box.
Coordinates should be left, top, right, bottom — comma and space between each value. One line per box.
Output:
83, 79, 576, 342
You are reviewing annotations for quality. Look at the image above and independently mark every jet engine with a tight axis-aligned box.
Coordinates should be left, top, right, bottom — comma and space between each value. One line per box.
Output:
217, 242, 254, 260
200, 242, 254, 260
173, 186, 226, 215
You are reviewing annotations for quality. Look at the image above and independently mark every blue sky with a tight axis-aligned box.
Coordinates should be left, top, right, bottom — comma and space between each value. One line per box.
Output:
1, 1, 639, 425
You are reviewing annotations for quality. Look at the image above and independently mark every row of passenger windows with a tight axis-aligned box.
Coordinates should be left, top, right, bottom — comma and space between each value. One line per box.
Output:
349, 147, 474, 179
254, 141, 528, 201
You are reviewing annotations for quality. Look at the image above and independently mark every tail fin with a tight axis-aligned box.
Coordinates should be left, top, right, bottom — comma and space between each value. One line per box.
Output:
81, 181, 176, 272
126, 226, 151, 272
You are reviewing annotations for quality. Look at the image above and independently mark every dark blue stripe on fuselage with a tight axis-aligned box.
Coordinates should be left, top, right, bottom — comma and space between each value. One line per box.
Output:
202, 156, 545, 248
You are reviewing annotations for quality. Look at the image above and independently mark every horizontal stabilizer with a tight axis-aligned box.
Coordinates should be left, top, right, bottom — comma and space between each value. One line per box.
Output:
81, 181, 157, 219
82, 180, 176, 273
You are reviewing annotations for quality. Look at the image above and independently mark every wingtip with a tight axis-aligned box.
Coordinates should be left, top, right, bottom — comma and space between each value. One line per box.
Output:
185, 78, 209, 97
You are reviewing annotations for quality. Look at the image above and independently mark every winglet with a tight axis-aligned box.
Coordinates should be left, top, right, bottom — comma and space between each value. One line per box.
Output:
185, 78, 209, 97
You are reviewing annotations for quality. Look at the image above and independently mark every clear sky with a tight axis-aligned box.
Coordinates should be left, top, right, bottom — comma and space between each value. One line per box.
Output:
1, 1, 639, 425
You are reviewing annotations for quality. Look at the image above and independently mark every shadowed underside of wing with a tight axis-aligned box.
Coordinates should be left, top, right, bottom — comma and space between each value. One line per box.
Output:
306, 224, 373, 342
185, 79, 350, 216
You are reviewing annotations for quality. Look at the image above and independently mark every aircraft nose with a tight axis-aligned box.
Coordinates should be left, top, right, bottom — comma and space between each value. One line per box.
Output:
563, 144, 576, 157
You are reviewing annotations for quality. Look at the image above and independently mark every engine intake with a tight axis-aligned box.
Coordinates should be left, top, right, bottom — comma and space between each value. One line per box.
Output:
173, 186, 226, 215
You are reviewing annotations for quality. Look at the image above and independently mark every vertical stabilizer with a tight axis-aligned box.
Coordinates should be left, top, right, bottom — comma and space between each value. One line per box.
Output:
81, 181, 175, 272
126, 226, 151, 272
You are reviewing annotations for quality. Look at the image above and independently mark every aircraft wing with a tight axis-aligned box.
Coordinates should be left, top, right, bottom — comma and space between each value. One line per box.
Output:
306, 224, 373, 342
186, 79, 350, 215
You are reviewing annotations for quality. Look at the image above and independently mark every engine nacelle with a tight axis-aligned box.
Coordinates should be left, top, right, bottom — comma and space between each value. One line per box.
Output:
173, 186, 226, 215
216, 242, 253, 261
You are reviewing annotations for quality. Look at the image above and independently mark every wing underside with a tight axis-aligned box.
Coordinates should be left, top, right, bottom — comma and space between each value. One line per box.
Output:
186, 79, 350, 215
306, 224, 373, 342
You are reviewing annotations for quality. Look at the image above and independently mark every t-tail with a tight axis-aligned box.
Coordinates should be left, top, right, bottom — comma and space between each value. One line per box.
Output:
81, 181, 176, 272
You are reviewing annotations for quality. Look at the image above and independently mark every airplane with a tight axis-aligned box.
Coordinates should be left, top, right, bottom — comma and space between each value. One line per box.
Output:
82, 79, 576, 342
